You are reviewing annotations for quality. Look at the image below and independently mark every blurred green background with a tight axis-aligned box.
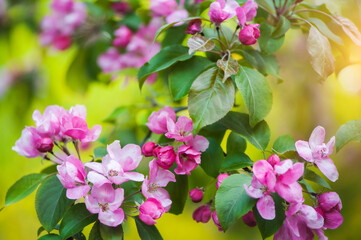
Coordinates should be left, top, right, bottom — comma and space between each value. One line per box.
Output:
2, 0, 361, 239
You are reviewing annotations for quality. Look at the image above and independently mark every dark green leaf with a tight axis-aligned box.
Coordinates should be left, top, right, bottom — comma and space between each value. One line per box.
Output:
215, 174, 256, 231
271, 16, 291, 38
165, 174, 188, 215
169, 56, 215, 101
38, 234, 62, 240
227, 132, 247, 154
161, 25, 187, 48
258, 23, 285, 54
134, 216, 163, 240
240, 50, 280, 78
4, 173, 47, 208
60, 203, 98, 240
89, 222, 102, 240
303, 168, 331, 189
35, 175, 74, 232
219, 112, 270, 151
336, 119, 361, 152
253, 194, 286, 239
235, 66, 273, 127
200, 138, 225, 178
89, 221, 124, 240
138, 45, 194, 89
198, 122, 227, 144
188, 67, 235, 130
94, 146, 108, 159
272, 134, 296, 154
37, 226, 45, 236
220, 153, 253, 171
40, 165, 58, 174
197, 1, 211, 15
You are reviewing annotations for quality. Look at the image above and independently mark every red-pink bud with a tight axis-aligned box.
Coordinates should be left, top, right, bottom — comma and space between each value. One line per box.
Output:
242, 211, 257, 227
36, 138, 54, 153
239, 24, 260, 45
185, 19, 202, 35
193, 205, 212, 223
113, 26, 132, 48
111, 2, 130, 14
155, 146, 176, 169
212, 210, 223, 231
189, 188, 203, 203
53, 35, 72, 50
216, 173, 229, 189
267, 154, 280, 167
142, 142, 157, 157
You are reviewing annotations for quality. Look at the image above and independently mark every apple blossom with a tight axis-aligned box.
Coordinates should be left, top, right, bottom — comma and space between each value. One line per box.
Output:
12, 127, 45, 159
185, 19, 202, 35
154, 145, 176, 170
239, 24, 260, 45
32, 105, 66, 139
216, 173, 229, 189
113, 26, 132, 48
189, 188, 203, 203
165, 116, 193, 142
208, 0, 239, 25
142, 141, 157, 157
193, 205, 212, 223
236, 0, 258, 27
139, 198, 166, 225
174, 145, 201, 175
147, 106, 176, 134
150, 0, 178, 16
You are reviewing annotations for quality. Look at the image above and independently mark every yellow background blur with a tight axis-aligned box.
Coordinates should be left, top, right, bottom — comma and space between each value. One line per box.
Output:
1, 0, 361, 239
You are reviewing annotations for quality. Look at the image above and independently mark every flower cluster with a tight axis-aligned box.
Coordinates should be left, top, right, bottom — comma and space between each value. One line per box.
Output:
12, 105, 101, 163
40, 0, 87, 50
150, 0, 188, 25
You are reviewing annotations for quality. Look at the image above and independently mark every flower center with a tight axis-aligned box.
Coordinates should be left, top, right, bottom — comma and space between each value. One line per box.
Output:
108, 169, 119, 177
99, 203, 109, 212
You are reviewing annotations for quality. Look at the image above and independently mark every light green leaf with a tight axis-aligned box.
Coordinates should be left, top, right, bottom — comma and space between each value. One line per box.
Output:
235, 66, 273, 127
272, 134, 296, 154
240, 49, 280, 78
258, 23, 285, 54
220, 153, 253, 171
303, 168, 331, 189
336, 119, 361, 151
188, 67, 235, 130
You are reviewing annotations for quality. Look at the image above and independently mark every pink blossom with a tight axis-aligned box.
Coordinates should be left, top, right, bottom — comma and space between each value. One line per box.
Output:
154, 145, 176, 169
174, 145, 201, 175
36, 138, 54, 153
32, 105, 66, 139
216, 173, 229, 189
316, 192, 343, 229
212, 210, 223, 231
239, 24, 260, 45
85, 183, 125, 227
139, 198, 166, 225
113, 26, 132, 48
242, 211, 256, 227
142, 141, 157, 157
236, 0, 258, 27
193, 205, 212, 223
85, 140, 144, 186
189, 188, 203, 203
165, 116, 193, 142
165, 9, 189, 26
12, 127, 42, 158
187, 135, 209, 152
97, 48, 123, 73
57, 155, 91, 199
147, 106, 176, 134
295, 126, 338, 182
185, 19, 202, 35
111, 2, 130, 14
150, 0, 178, 16
142, 160, 176, 211
208, 0, 239, 25
61, 105, 102, 143
267, 154, 280, 167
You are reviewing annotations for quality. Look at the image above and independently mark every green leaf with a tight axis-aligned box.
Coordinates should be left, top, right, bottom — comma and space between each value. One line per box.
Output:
165, 174, 188, 215
334, 16, 361, 46
94, 146, 108, 159
336, 119, 361, 152
258, 23, 285, 54
169, 56, 215, 101
240, 50, 280, 78
187, 35, 215, 54
138, 45, 194, 89
134, 216, 163, 240
197, 1, 211, 15
40, 165, 58, 174
89, 222, 102, 240
307, 26, 335, 80
235, 66, 273, 127
38, 234, 62, 240
307, 18, 343, 45
272, 134, 296, 154
37, 226, 45, 236
200, 138, 225, 178
60, 203, 98, 240
215, 174, 256, 231
89, 221, 124, 240
271, 16, 291, 38
217, 57, 239, 82
227, 132, 247, 154
4, 173, 47, 208
103, 106, 128, 123
253, 194, 286, 239
198, 122, 228, 144
303, 168, 331, 189
35, 175, 74, 232
219, 111, 270, 151
220, 153, 253, 171
188, 67, 235, 130
161, 25, 187, 48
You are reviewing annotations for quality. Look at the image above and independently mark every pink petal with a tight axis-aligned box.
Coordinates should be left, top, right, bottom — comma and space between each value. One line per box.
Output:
139, 212, 157, 225
85, 162, 104, 173
323, 209, 343, 229
257, 195, 275, 220
92, 183, 116, 204
85, 195, 100, 214
107, 140, 122, 160
123, 171, 145, 182
326, 136, 335, 155
66, 185, 90, 199
153, 168, 176, 187
253, 160, 274, 185
314, 229, 328, 240
275, 182, 303, 203
118, 144, 142, 171
309, 126, 325, 149
99, 208, 125, 227
279, 162, 304, 184
315, 158, 339, 182
108, 188, 124, 211
244, 184, 263, 199
188, 135, 209, 152
274, 159, 293, 175
300, 205, 324, 229
87, 171, 111, 186
295, 140, 313, 162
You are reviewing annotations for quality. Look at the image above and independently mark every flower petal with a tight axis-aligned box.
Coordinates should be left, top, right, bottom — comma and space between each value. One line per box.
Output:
309, 126, 325, 149
315, 157, 339, 182
257, 195, 275, 220
295, 140, 313, 162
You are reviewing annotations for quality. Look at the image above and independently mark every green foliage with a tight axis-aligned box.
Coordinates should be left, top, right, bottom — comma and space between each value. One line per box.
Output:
227, 132, 247, 154
220, 153, 253, 171
240, 50, 280, 78
200, 138, 225, 177
169, 56, 215, 101
336, 119, 361, 152
89, 221, 124, 240
134, 216, 163, 240
271, 16, 291, 38
3, 173, 47, 208
165, 174, 188, 215
215, 174, 256, 231
198, 122, 228, 144
258, 23, 285, 54
138, 45, 194, 88
38, 234, 62, 240
253, 194, 286, 239
303, 168, 331, 189
235, 66, 273, 127
272, 134, 296, 154
220, 112, 270, 151
188, 67, 235, 130
35, 175, 74, 232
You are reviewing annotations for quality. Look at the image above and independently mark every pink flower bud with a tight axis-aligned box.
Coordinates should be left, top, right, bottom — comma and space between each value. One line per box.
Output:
193, 205, 212, 223
36, 138, 54, 153
142, 141, 157, 157
185, 19, 202, 35
155, 146, 176, 169
212, 210, 223, 231
152, 146, 162, 157
267, 154, 280, 167
239, 24, 260, 45
139, 198, 166, 225
242, 211, 256, 227
111, 2, 130, 14
317, 192, 342, 212
189, 188, 203, 203
113, 26, 132, 48
53, 35, 72, 50
216, 173, 229, 189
